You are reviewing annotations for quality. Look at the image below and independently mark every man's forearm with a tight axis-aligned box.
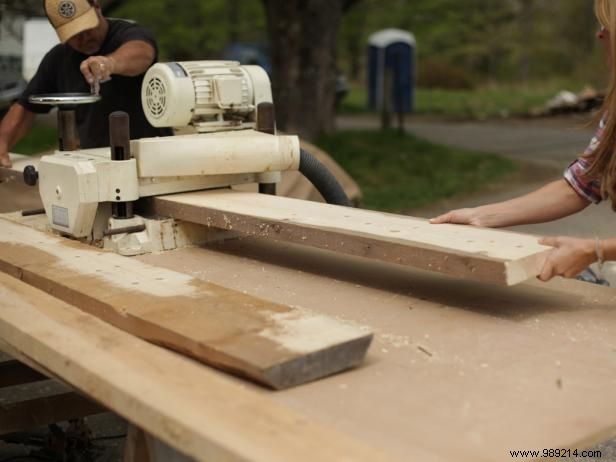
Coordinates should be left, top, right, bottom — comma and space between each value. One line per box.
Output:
81, 40, 155, 84
107, 40, 155, 76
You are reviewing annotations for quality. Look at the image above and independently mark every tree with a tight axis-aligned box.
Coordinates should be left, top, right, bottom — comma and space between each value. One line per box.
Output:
262, 0, 359, 141
0, 0, 127, 17
115, 0, 351, 140
339, 4, 367, 81
114, 0, 265, 61
0, 0, 42, 18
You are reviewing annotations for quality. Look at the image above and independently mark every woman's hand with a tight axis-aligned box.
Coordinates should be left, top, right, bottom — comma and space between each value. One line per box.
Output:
429, 207, 505, 227
430, 208, 480, 225
537, 236, 596, 281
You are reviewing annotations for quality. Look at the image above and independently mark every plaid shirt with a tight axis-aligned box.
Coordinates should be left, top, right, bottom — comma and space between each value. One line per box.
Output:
563, 118, 604, 204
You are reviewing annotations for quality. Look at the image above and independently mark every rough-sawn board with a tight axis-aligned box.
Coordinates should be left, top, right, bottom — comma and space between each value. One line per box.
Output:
153, 190, 551, 285
0, 218, 372, 389
0, 273, 390, 462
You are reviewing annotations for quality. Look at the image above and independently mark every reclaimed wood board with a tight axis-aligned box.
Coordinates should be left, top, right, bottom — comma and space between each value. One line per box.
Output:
152, 190, 551, 285
0, 218, 372, 389
0, 273, 390, 462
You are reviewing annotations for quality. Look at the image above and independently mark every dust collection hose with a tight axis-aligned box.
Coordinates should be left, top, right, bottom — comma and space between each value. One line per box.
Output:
299, 148, 353, 207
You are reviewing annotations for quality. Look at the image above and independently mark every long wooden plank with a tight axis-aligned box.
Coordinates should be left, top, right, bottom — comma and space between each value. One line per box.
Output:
0, 218, 372, 390
152, 190, 550, 285
0, 273, 391, 462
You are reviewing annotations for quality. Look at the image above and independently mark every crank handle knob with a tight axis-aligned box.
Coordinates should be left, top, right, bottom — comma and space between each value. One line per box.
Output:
23, 165, 39, 186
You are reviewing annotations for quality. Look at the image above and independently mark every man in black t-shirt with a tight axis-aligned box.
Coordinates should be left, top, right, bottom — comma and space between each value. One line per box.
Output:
0, 0, 167, 168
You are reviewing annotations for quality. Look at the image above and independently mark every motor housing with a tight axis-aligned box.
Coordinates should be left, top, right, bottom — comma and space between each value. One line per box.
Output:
141, 61, 272, 132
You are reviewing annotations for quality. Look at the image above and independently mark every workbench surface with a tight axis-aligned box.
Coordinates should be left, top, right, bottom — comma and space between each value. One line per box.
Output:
138, 237, 616, 462
0, 183, 614, 460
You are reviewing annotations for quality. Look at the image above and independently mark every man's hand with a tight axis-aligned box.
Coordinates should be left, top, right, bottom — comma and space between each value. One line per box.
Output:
0, 152, 12, 168
80, 55, 116, 85
0, 140, 12, 168
0, 104, 35, 168
79, 41, 155, 87
537, 236, 596, 281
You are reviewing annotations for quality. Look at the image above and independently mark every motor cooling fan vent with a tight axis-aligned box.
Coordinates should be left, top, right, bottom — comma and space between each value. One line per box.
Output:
145, 77, 167, 119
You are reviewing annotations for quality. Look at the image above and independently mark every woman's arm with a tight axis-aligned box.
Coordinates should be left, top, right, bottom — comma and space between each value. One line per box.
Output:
430, 179, 590, 228
538, 236, 616, 281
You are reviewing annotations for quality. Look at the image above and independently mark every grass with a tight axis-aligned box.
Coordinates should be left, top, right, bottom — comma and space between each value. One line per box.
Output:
12, 122, 57, 155
340, 79, 591, 119
317, 130, 516, 212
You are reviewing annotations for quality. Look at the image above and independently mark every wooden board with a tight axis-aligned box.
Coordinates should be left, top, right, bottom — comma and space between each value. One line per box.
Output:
152, 190, 551, 285
0, 273, 390, 462
0, 218, 372, 389
139, 238, 616, 462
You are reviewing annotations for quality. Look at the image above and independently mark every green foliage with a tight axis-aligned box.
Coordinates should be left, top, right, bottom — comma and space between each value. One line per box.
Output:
13, 122, 56, 155
317, 130, 515, 211
340, 79, 589, 119
417, 58, 476, 90
339, 0, 605, 86
414, 80, 584, 119
107, 1, 606, 93
112, 0, 267, 60
339, 83, 370, 114
107, 0, 604, 86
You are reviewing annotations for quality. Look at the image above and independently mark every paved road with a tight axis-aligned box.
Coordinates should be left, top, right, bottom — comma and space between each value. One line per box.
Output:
338, 115, 596, 167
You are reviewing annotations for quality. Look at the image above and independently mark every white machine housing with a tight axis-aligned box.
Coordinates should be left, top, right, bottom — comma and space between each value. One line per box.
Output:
142, 60, 273, 133
39, 148, 137, 238
39, 130, 300, 239
36, 61, 300, 243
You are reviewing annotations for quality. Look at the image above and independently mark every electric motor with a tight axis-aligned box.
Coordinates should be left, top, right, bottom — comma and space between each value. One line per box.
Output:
141, 60, 273, 132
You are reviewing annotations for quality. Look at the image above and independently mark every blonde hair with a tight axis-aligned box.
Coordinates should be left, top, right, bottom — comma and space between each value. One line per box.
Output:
590, 0, 616, 208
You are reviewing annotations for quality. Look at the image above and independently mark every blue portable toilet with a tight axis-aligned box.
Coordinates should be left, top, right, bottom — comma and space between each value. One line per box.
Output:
367, 29, 416, 114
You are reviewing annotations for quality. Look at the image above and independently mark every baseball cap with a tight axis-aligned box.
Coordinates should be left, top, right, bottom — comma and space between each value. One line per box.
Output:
44, 0, 100, 43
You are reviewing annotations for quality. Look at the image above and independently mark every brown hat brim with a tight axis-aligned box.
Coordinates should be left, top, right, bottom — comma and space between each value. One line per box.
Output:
55, 7, 100, 43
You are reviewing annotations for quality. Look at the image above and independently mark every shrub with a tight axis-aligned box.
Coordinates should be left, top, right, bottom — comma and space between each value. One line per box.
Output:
417, 58, 476, 90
